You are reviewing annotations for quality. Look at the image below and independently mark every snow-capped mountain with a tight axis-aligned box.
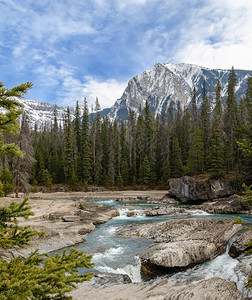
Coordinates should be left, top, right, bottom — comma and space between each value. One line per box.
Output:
9, 62, 251, 128
14, 99, 82, 130
108, 62, 251, 121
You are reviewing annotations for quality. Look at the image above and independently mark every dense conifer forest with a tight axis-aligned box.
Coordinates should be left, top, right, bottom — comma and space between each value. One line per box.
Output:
1, 68, 252, 194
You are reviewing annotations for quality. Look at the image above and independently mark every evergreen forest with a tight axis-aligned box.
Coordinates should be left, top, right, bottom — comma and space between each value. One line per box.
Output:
1, 67, 252, 195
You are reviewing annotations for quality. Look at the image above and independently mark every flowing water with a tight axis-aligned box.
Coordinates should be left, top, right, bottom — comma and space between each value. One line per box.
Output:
52, 197, 252, 296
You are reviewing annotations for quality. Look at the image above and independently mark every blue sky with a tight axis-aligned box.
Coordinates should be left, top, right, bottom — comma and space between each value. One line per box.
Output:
0, 0, 251, 108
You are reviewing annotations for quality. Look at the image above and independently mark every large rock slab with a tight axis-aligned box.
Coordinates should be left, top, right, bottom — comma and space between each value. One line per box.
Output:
0, 198, 119, 259
229, 230, 252, 258
165, 175, 240, 203
69, 277, 245, 300
119, 218, 242, 278
195, 196, 252, 214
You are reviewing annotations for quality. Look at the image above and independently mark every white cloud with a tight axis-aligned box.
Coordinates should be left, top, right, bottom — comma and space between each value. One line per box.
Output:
82, 77, 127, 109
57, 75, 127, 109
174, 0, 252, 69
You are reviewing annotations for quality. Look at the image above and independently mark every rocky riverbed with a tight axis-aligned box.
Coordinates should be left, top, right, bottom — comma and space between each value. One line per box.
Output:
118, 218, 242, 279
0, 195, 119, 260
1, 189, 251, 299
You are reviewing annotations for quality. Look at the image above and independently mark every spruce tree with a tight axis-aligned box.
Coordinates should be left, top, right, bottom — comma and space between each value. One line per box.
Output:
0, 81, 32, 157
207, 116, 225, 175
81, 98, 92, 184
120, 121, 129, 186
191, 86, 198, 131
63, 107, 75, 183
13, 113, 34, 197
224, 67, 239, 171
170, 137, 183, 178
186, 127, 204, 175
200, 94, 211, 169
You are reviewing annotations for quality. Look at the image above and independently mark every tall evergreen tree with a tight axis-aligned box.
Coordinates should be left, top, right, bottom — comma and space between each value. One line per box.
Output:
63, 107, 75, 184
170, 137, 183, 178
13, 113, 34, 197
191, 86, 198, 131
186, 126, 204, 175
0, 81, 32, 157
224, 67, 239, 171
81, 97, 92, 184
207, 116, 225, 175
200, 95, 211, 168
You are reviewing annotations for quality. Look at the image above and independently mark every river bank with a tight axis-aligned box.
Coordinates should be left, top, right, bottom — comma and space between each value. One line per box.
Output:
0, 190, 165, 259
1, 190, 251, 299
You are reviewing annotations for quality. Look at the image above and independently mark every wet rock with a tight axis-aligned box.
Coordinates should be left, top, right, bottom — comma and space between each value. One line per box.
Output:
165, 175, 241, 203
235, 254, 252, 299
196, 196, 252, 214
116, 196, 150, 202
145, 206, 188, 217
229, 230, 252, 258
127, 211, 136, 217
119, 218, 242, 278
160, 194, 180, 204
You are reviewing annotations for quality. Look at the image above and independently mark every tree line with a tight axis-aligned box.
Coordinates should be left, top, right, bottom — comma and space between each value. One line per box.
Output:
1, 67, 252, 194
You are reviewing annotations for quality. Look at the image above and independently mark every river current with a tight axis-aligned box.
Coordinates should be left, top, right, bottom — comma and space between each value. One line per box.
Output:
54, 198, 252, 298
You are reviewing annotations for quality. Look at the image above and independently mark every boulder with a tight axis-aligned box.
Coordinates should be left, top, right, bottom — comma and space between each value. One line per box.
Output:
229, 230, 252, 257
196, 196, 252, 214
144, 206, 189, 217
165, 175, 240, 203
119, 218, 242, 278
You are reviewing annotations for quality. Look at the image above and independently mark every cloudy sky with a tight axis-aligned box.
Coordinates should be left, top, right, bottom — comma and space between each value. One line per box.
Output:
0, 0, 251, 108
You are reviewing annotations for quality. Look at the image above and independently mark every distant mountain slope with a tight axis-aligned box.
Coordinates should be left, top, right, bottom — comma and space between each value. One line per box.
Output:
13, 99, 80, 130
108, 62, 251, 121
10, 63, 251, 128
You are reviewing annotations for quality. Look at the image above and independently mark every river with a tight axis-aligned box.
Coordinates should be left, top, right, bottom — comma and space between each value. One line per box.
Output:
53, 197, 252, 298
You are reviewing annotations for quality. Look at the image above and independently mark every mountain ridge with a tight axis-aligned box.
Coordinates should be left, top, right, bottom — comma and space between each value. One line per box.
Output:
13, 62, 251, 128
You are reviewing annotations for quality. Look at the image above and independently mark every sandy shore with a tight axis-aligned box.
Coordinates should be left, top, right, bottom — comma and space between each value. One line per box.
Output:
0, 190, 167, 206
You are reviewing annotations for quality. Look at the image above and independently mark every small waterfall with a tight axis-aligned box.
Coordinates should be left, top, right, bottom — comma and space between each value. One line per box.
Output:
225, 233, 239, 254
96, 255, 142, 283
117, 207, 146, 219
116, 256, 142, 283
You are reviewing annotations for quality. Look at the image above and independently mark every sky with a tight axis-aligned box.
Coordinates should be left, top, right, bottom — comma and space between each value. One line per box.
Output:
0, 0, 252, 109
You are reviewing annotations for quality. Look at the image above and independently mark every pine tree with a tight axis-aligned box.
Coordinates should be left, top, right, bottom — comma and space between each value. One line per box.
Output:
0, 164, 14, 196
180, 108, 191, 166
141, 155, 151, 185
214, 79, 223, 127
63, 107, 75, 183
224, 66, 239, 171
74, 101, 82, 155
81, 98, 92, 184
127, 109, 137, 185
191, 86, 198, 131
207, 116, 225, 175
200, 94, 211, 169
136, 105, 145, 175
0, 81, 32, 157
186, 127, 204, 175
170, 137, 183, 178
120, 121, 129, 186
13, 113, 34, 197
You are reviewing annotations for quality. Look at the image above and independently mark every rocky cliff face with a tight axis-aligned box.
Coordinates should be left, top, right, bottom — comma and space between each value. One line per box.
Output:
108, 62, 251, 121
164, 175, 241, 203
